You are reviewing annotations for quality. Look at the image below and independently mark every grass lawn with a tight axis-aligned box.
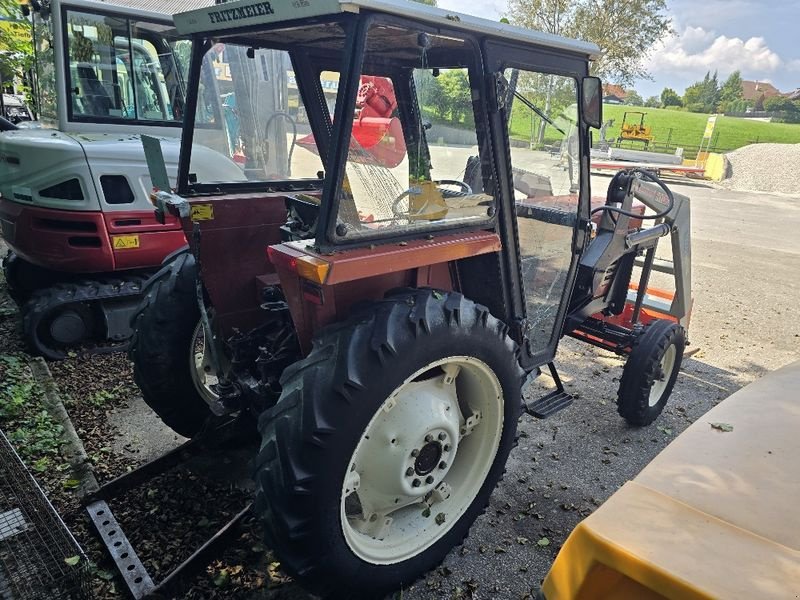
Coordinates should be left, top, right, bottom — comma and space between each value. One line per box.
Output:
508, 103, 800, 152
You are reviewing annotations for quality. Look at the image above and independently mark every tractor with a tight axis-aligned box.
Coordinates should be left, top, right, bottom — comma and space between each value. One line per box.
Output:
130, 0, 691, 596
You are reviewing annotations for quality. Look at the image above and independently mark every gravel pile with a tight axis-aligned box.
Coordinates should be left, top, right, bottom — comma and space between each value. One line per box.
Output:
723, 143, 800, 194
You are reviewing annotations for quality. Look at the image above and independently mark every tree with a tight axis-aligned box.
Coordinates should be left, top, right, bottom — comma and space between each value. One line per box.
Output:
504, 0, 671, 86
411, 0, 437, 4
682, 71, 719, 113
660, 87, 682, 107
625, 90, 643, 106
644, 95, 660, 107
764, 96, 797, 112
718, 71, 743, 113
0, 0, 33, 93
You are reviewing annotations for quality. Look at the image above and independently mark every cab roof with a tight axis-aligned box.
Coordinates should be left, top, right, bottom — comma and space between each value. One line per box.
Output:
172, 0, 600, 59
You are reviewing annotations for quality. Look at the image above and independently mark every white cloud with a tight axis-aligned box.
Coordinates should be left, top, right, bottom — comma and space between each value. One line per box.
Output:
648, 25, 784, 81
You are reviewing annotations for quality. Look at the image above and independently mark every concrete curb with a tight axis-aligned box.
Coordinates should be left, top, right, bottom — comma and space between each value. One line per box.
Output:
29, 357, 99, 498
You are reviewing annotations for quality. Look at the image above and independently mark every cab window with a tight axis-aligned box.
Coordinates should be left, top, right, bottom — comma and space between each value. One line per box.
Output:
334, 23, 494, 242
66, 10, 185, 123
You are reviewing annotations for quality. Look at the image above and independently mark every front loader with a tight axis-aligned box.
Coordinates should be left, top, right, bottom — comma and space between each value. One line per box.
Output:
127, 0, 692, 596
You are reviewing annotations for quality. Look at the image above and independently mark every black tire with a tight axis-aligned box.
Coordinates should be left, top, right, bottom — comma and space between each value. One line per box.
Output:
128, 252, 212, 437
252, 289, 524, 598
617, 319, 685, 426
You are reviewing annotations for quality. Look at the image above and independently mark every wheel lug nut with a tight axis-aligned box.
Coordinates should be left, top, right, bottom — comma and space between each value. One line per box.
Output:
412, 479, 421, 487
438, 432, 446, 441
425, 475, 434, 484
411, 449, 419, 457
405, 467, 414, 477
439, 461, 447, 470
425, 434, 433, 443
443, 444, 451, 452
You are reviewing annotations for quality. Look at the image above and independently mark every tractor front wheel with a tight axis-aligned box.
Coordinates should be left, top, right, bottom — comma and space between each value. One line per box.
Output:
617, 319, 685, 426
129, 252, 216, 438
253, 289, 523, 598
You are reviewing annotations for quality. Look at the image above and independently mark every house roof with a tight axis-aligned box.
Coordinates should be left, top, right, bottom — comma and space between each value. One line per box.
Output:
741, 80, 781, 101
602, 84, 627, 99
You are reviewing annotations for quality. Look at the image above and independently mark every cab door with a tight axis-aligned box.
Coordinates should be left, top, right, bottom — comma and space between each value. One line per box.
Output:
483, 41, 591, 367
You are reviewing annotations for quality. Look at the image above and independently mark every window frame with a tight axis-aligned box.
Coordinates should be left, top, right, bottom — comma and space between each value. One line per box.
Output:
176, 17, 352, 196
316, 13, 499, 251
62, 5, 184, 128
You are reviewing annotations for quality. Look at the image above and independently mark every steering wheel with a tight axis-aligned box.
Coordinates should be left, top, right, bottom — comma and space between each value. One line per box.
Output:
435, 179, 473, 195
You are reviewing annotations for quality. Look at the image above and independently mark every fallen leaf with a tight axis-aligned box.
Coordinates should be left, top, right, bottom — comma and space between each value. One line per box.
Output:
213, 569, 229, 588
537, 537, 550, 547
435, 513, 446, 526
64, 556, 80, 566
710, 422, 734, 432
516, 536, 529, 545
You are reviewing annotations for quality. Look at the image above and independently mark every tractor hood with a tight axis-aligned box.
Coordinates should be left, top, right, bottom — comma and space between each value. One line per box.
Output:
0, 130, 243, 212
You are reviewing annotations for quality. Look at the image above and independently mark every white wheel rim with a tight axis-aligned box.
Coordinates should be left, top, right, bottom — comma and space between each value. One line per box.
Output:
340, 356, 504, 565
189, 321, 220, 404
649, 344, 676, 406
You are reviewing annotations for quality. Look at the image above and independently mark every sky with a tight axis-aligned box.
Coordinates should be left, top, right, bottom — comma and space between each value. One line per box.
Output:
436, 0, 800, 98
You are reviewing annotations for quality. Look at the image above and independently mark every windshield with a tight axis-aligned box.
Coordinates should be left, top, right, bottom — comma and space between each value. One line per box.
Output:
186, 22, 347, 185
329, 22, 495, 243
65, 10, 186, 123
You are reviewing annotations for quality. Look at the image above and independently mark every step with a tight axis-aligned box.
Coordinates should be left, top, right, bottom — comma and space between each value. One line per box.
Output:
524, 389, 574, 419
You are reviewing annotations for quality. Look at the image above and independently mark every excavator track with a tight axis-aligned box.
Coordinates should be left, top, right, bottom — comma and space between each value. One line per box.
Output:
21, 274, 153, 360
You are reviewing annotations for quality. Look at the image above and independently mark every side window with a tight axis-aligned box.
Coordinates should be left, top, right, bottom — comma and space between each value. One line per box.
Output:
334, 24, 494, 241
505, 68, 580, 356
188, 44, 325, 183
66, 11, 183, 123
67, 12, 128, 118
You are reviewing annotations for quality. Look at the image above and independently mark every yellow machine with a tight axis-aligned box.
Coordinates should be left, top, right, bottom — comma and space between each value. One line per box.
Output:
618, 111, 654, 148
540, 360, 800, 599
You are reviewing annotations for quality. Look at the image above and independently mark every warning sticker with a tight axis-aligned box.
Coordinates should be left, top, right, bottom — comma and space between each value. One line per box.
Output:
112, 235, 140, 249
191, 204, 214, 221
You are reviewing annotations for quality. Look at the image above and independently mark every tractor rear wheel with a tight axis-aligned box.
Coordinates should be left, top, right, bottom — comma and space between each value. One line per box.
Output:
129, 252, 215, 438
617, 319, 685, 426
253, 289, 523, 598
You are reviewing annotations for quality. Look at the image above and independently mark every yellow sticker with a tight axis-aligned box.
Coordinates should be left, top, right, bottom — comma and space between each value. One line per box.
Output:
112, 235, 140, 249
191, 204, 214, 221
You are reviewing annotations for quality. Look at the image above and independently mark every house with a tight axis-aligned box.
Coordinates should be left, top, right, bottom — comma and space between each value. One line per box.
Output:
741, 80, 782, 102
603, 83, 627, 104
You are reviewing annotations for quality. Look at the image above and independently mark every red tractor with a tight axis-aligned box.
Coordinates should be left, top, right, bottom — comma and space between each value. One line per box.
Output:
128, 0, 692, 596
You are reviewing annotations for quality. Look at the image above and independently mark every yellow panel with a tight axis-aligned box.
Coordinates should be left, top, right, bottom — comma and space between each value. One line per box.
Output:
112, 235, 140, 250
190, 204, 214, 221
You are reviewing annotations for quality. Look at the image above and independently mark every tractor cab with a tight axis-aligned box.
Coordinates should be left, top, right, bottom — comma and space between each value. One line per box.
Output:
169, 0, 605, 369
128, 1, 690, 596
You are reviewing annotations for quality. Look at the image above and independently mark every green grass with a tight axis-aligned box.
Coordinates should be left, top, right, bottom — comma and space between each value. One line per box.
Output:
508, 104, 800, 152
0, 354, 64, 472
